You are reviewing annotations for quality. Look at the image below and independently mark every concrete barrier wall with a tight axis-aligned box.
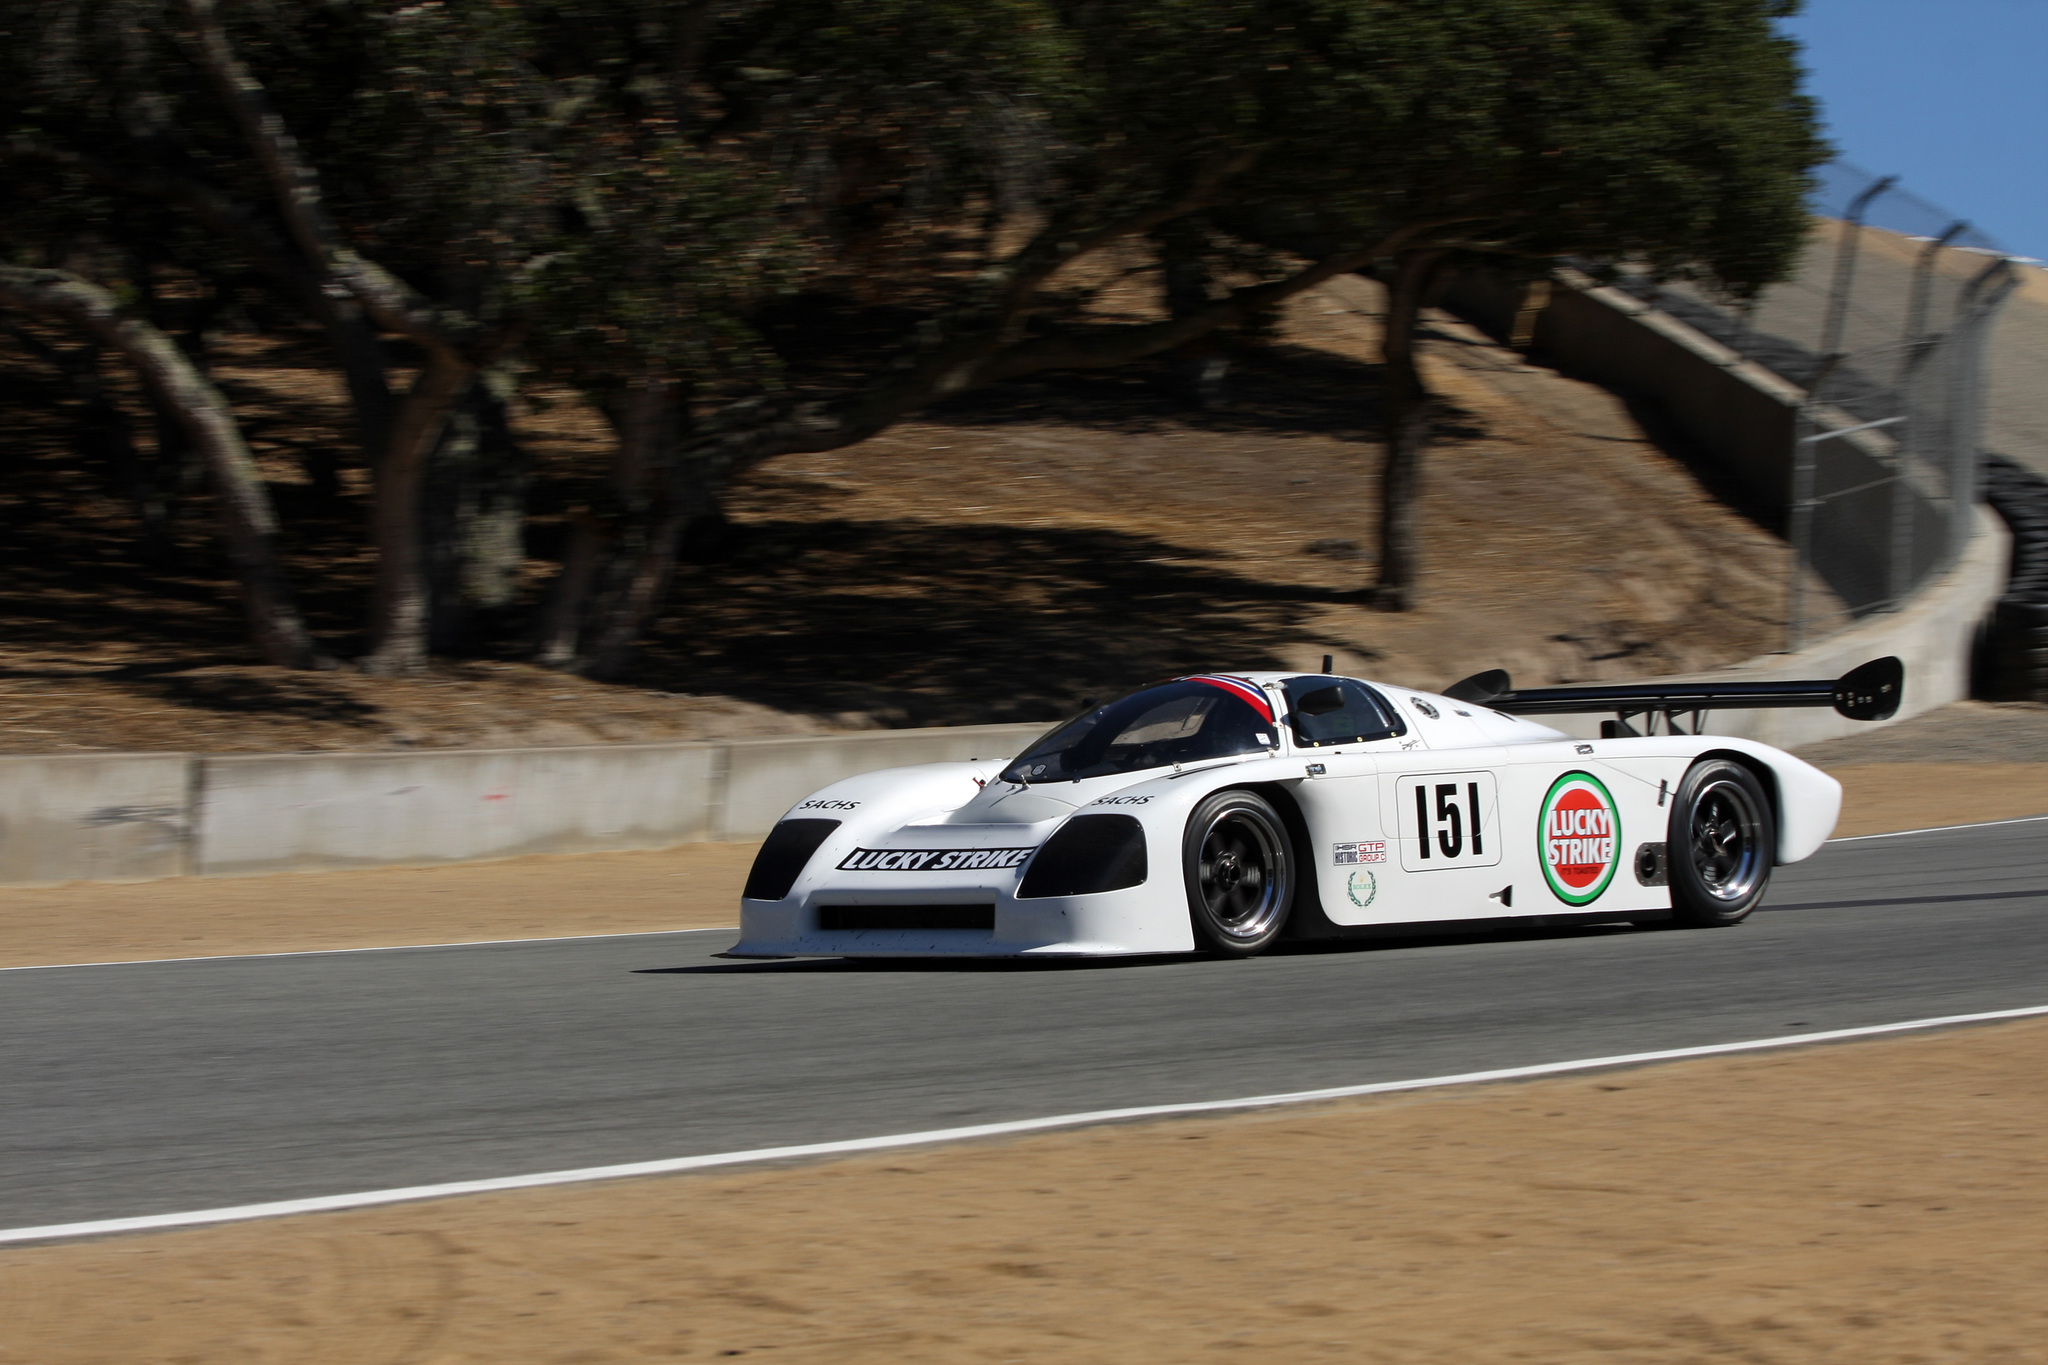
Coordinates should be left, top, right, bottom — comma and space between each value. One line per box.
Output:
0, 722, 1050, 885
1443, 267, 1806, 523
1442, 260, 2016, 747
194, 742, 728, 877
719, 723, 1047, 839
1542, 503, 2010, 749
0, 754, 193, 884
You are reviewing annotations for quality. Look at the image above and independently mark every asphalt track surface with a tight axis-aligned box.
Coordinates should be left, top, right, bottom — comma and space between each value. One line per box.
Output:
5, 819, 2046, 1233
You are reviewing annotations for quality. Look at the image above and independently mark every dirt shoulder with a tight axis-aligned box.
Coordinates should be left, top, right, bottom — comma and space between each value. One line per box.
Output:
0, 842, 756, 970
1796, 699, 2048, 766
1796, 701, 2048, 836
7, 1015, 2046, 1364
0, 758, 2042, 971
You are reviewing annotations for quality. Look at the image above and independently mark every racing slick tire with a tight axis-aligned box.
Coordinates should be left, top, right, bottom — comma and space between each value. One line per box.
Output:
1667, 759, 1775, 927
1183, 789, 1294, 956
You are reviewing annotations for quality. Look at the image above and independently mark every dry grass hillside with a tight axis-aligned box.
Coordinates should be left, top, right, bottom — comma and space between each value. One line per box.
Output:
0, 263, 1806, 753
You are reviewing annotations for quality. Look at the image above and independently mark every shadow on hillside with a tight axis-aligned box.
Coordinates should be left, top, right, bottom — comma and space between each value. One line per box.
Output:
919, 344, 1485, 444
635, 517, 1380, 727
1, 322, 1405, 737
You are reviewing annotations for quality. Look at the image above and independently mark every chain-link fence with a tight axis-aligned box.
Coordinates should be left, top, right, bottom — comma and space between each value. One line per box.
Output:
1601, 160, 2021, 647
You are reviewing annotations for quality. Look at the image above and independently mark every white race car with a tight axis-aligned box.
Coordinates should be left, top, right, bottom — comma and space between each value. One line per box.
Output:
731, 659, 1902, 958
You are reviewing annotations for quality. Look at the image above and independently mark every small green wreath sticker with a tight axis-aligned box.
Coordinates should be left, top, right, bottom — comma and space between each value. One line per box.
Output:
1538, 771, 1620, 905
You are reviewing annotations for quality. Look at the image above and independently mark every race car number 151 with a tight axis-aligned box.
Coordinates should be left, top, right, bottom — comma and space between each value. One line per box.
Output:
1394, 771, 1502, 871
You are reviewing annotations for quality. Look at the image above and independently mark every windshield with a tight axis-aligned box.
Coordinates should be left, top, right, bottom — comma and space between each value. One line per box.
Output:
1000, 677, 1277, 785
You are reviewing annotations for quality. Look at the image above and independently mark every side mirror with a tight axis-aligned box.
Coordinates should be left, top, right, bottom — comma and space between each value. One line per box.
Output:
1297, 685, 1346, 718
1833, 656, 1904, 721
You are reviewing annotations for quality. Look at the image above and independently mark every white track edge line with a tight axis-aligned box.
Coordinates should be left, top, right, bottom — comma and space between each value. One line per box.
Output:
1827, 813, 2048, 843
7, 1001, 2046, 1247
0, 926, 737, 974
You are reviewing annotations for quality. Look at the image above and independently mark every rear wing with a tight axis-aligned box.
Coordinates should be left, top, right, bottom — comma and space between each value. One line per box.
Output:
1443, 657, 1904, 736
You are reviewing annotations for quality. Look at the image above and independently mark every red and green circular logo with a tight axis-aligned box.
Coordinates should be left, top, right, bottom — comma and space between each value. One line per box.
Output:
1538, 771, 1620, 905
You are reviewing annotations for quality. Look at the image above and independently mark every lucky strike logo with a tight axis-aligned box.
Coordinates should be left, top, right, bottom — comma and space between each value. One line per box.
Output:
838, 846, 1033, 872
1538, 772, 1619, 905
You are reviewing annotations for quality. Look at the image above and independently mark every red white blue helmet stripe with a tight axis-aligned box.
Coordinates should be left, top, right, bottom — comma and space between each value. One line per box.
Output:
1177, 673, 1275, 723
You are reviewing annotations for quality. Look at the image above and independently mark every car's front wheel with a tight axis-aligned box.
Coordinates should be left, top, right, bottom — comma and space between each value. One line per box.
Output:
1183, 790, 1294, 956
1668, 759, 1774, 926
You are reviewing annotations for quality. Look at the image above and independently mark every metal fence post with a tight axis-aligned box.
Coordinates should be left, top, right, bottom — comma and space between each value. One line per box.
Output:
1788, 357, 1837, 652
1887, 385, 1914, 611
1903, 220, 1968, 360
1951, 258, 2020, 552
1819, 174, 1896, 358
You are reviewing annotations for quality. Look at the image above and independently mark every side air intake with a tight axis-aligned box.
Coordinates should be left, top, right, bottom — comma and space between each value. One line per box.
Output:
1017, 815, 1148, 899
743, 819, 840, 901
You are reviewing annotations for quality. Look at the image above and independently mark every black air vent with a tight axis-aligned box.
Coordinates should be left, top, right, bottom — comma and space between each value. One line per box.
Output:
1017, 814, 1148, 899
743, 819, 840, 901
817, 904, 995, 932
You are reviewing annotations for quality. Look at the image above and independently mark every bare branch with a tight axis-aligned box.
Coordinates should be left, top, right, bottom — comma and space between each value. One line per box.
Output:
675, 218, 1472, 486
175, 0, 463, 354
3, 136, 398, 453
984, 150, 1263, 326
0, 266, 328, 669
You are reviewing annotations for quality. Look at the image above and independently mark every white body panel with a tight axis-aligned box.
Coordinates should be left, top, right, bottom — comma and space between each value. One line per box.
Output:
729, 674, 1844, 958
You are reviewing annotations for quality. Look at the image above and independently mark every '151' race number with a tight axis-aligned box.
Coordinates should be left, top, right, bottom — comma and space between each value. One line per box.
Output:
1393, 771, 1502, 871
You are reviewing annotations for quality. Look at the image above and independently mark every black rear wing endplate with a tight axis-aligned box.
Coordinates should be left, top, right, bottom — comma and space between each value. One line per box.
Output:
1444, 656, 1903, 736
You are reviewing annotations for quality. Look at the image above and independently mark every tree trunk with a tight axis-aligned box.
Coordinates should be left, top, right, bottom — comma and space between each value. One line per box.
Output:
1375, 250, 1447, 611
425, 364, 528, 653
0, 266, 328, 668
529, 377, 698, 679
359, 352, 471, 675
1157, 217, 1230, 410
579, 378, 694, 679
305, 301, 391, 510
2, 323, 164, 556
533, 516, 608, 669
132, 256, 226, 564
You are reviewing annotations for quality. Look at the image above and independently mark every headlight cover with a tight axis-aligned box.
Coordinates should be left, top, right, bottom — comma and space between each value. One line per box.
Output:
743, 819, 840, 901
1017, 814, 1148, 899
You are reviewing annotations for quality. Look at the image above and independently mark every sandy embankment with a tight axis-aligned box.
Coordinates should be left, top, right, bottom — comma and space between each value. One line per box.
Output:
5, 1017, 2047, 1363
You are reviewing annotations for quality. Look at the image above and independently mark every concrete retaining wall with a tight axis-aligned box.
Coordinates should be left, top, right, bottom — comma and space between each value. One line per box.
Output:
1441, 266, 1943, 615
718, 724, 1050, 841
0, 722, 1049, 885
1442, 266, 1804, 523
0, 754, 194, 884
1541, 503, 2010, 749
1441, 259, 2014, 746
194, 742, 728, 877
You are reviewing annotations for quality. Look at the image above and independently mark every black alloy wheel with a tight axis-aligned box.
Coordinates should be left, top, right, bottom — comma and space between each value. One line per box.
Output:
1183, 789, 1294, 956
1667, 758, 1775, 926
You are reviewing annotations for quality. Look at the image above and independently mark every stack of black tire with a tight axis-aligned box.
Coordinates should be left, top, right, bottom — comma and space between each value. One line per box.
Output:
1977, 455, 2048, 702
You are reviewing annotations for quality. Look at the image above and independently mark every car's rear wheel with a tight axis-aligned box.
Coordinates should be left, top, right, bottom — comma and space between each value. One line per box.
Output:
1668, 759, 1774, 927
1183, 790, 1293, 956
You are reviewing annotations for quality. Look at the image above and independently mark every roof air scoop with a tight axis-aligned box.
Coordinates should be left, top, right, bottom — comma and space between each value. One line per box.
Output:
1443, 669, 1511, 705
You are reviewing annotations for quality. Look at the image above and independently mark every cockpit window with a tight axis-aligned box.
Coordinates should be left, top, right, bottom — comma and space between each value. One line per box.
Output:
1000, 678, 1276, 784
1282, 676, 1405, 748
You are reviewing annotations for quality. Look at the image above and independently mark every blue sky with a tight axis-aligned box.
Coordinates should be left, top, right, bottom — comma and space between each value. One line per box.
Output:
1781, 0, 2048, 261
